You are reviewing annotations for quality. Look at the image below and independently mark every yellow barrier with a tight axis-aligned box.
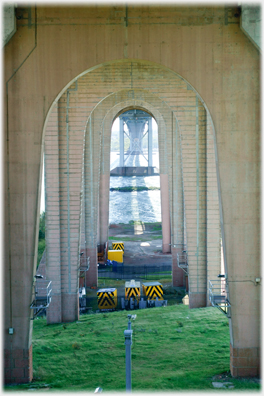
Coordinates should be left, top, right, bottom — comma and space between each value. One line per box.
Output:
97, 288, 117, 310
142, 281, 164, 300
112, 242, 124, 251
108, 249, 123, 263
125, 279, 141, 301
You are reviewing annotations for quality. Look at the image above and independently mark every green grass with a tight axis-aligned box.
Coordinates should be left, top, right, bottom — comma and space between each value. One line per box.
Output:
4, 306, 261, 392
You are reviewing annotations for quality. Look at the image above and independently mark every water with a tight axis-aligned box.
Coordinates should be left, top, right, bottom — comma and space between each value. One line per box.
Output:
109, 175, 161, 224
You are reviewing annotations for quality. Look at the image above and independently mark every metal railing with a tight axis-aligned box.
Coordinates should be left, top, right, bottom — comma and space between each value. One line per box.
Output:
208, 279, 231, 317
177, 251, 188, 274
98, 264, 172, 280
30, 279, 52, 318
79, 256, 90, 272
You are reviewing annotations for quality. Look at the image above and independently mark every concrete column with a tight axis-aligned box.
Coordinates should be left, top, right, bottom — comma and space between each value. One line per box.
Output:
4, 72, 39, 384
99, 174, 110, 251
206, 114, 221, 306
45, 104, 62, 324
119, 118, 124, 166
84, 114, 101, 288
181, 97, 207, 308
171, 117, 185, 287
85, 247, 98, 287
148, 118, 153, 167
160, 174, 171, 253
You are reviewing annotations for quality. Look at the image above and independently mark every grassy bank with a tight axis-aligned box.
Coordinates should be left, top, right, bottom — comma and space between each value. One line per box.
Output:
5, 305, 260, 392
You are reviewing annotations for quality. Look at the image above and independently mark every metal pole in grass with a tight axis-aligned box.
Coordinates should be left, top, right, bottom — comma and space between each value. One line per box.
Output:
124, 314, 136, 392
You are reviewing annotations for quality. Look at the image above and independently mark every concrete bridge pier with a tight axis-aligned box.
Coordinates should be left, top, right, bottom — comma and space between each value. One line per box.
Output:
3, 4, 260, 383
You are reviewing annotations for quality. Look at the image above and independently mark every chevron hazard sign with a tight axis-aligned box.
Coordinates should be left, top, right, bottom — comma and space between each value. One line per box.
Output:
112, 242, 124, 251
125, 279, 141, 301
97, 288, 117, 310
142, 282, 164, 300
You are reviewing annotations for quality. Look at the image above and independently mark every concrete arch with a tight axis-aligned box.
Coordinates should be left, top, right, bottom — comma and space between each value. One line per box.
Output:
93, 94, 176, 249
81, 88, 220, 306
42, 56, 260, 382
44, 68, 221, 323
4, 6, 260, 383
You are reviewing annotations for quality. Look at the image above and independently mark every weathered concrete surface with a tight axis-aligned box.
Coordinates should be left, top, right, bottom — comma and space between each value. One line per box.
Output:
240, 5, 261, 51
4, 5, 260, 383
3, 5, 16, 46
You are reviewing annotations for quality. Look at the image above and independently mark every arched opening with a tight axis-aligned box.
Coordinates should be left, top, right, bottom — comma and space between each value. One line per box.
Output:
41, 60, 224, 324
10, 56, 232, 389
107, 107, 171, 288
4, 4, 260, 385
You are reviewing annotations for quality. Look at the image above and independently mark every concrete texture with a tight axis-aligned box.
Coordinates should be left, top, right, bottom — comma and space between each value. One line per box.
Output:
241, 5, 261, 51
4, 5, 260, 383
3, 5, 16, 46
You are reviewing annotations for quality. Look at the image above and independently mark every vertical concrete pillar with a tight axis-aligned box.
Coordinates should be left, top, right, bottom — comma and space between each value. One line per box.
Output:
148, 118, 153, 167
99, 174, 110, 250
84, 114, 101, 288
160, 174, 171, 253
206, 114, 221, 306
45, 104, 62, 324
181, 97, 207, 308
119, 118, 124, 166
4, 75, 39, 383
56, 86, 84, 323
171, 117, 185, 287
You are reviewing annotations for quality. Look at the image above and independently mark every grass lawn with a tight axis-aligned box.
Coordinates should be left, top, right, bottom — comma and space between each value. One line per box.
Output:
4, 305, 261, 392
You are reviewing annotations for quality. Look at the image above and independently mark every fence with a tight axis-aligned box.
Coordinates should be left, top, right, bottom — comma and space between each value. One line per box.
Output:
98, 263, 172, 280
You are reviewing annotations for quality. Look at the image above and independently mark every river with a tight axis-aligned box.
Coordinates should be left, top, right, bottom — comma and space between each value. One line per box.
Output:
109, 152, 161, 224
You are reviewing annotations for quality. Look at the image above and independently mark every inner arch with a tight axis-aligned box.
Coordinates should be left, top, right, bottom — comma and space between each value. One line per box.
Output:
43, 59, 223, 326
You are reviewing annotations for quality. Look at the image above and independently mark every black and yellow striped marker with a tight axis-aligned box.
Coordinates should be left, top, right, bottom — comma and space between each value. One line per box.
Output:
97, 288, 117, 310
112, 242, 124, 251
125, 280, 141, 301
142, 282, 164, 300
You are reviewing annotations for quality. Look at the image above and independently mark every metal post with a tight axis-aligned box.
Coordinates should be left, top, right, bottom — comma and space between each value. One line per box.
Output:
124, 329, 133, 392
124, 314, 136, 392
119, 118, 124, 167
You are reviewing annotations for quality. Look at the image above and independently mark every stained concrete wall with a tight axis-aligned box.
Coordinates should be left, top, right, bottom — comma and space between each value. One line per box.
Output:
240, 4, 261, 50
3, 4, 16, 46
4, 5, 260, 383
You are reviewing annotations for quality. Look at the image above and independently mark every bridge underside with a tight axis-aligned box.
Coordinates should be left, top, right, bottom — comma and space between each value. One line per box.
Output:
110, 166, 158, 176
4, 4, 260, 384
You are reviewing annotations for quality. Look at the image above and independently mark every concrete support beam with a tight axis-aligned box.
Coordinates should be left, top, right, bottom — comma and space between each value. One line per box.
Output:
180, 97, 207, 308
45, 104, 63, 324
4, 6, 260, 382
206, 113, 221, 306
148, 118, 153, 167
160, 174, 171, 254
119, 118, 124, 167
99, 174, 110, 249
